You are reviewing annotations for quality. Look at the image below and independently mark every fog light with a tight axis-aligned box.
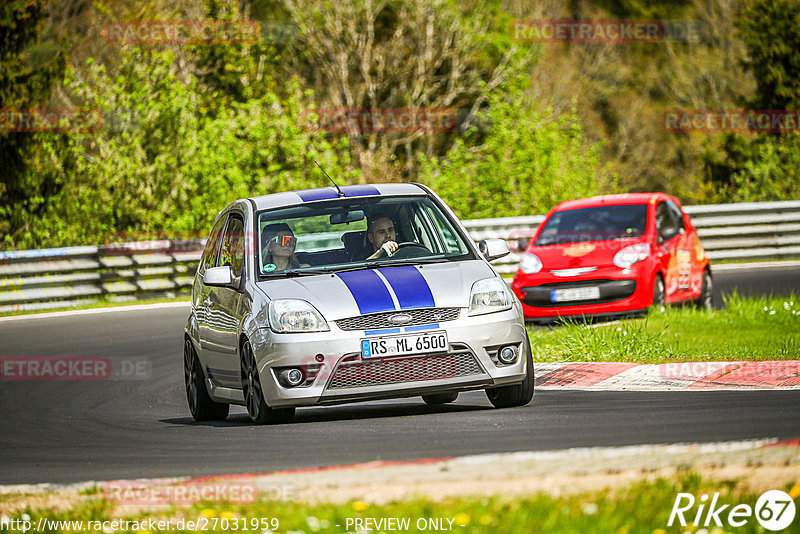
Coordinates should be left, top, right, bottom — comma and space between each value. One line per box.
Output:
498, 346, 518, 365
278, 368, 304, 387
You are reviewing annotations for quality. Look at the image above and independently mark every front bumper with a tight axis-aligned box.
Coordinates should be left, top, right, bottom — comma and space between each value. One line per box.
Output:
512, 263, 654, 321
249, 307, 528, 407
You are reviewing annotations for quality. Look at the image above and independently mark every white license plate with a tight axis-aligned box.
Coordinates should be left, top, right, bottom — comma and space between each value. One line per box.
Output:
361, 331, 449, 358
551, 287, 600, 302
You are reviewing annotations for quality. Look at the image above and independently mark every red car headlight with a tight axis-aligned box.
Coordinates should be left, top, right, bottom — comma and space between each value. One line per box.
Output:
613, 243, 650, 269
519, 253, 543, 274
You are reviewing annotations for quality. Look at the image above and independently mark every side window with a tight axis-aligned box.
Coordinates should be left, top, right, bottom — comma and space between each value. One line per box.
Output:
418, 203, 467, 255
666, 201, 685, 233
199, 215, 227, 274
219, 215, 245, 278
656, 202, 679, 242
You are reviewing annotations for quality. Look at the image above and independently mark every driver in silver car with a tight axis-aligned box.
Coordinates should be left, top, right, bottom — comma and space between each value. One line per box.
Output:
365, 214, 399, 259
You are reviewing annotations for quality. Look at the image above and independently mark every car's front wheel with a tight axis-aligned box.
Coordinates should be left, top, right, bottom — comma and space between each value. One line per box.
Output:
184, 339, 229, 421
485, 339, 534, 408
241, 339, 295, 425
651, 273, 666, 312
696, 270, 713, 310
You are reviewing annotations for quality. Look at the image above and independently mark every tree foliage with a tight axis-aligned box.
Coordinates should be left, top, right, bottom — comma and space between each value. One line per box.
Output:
277, 0, 536, 181
737, 0, 800, 111
705, 0, 800, 201
418, 79, 616, 219
10, 49, 355, 248
0, 0, 67, 243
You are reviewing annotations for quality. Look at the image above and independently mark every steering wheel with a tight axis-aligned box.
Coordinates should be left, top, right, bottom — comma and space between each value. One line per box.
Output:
390, 241, 430, 259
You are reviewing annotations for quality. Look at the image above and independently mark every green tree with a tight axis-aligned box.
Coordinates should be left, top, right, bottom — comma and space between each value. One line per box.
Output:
0, 0, 67, 244
705, 0, 800, 201
738, 0, 800, 110
278, 0, 535, 181
11, 48, 357, 249
418, 79, 616, 219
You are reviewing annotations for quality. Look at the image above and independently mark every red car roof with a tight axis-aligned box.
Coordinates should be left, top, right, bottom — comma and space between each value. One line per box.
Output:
551, 193, 675, 212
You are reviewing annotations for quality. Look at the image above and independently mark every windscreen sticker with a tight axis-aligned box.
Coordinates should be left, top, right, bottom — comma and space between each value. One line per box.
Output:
295, 188, 339, 202
295, 185, 381, 202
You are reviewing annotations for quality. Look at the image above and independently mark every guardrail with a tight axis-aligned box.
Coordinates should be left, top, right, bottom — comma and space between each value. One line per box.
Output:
0, 241, 204, 313
1, 200, 798, 313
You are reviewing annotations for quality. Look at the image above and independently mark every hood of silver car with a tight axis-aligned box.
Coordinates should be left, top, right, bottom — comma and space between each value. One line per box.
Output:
255, 260, 496, 321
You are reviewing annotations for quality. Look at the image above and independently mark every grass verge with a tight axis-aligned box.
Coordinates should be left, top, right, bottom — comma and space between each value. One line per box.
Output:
1, 475, 798, 533
528, 292, 800, 363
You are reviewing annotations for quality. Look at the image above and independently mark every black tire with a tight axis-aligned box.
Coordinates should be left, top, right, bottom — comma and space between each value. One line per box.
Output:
241, 339, 295, 425
485, 339, 534, 409
184, 339, 229, 421
651, 273, 666, 312
422, 392, 458, 405
696, 270, 713, 310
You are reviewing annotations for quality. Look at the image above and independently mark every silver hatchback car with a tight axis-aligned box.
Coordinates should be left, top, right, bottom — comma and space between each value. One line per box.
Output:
184, 183, 533, 423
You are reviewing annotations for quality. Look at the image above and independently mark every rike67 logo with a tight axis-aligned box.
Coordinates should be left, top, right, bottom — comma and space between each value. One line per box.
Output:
669, 489, 797, 532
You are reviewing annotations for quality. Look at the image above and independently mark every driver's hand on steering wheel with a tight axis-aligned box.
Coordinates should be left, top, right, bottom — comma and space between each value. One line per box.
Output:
380, 241, 398, 257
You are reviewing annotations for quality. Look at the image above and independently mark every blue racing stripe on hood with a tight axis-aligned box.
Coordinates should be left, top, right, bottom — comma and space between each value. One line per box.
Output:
336, 270, 396, 314
379, 265, 435, 309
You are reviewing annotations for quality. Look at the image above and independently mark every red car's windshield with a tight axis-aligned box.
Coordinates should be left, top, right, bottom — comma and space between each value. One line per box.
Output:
534, 204, 648, 246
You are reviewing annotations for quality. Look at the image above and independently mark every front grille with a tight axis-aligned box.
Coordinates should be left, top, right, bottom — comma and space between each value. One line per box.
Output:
326, 348, 483, 390
521, 279, 636, 307
335, 307, 460, 331
538, 279, 612, 288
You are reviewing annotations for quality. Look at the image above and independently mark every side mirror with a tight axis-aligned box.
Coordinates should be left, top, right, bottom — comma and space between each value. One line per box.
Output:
203, 265, 236, 287
478, 239, 510, 262
516, 237, 531, 251
658, 226, 677, 243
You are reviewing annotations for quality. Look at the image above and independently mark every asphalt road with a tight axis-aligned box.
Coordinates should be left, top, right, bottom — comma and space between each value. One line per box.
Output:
711, 262, 800, 304
0, 263, 798, 485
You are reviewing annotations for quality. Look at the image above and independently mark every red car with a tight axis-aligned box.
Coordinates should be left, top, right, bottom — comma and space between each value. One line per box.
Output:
511, 193, 712, 322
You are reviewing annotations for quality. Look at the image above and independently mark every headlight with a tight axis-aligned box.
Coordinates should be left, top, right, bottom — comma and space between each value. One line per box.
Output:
268, 299, 329, 332
519, 253, 543, 274
613, 243, 650, 269
469, 277, 511, 316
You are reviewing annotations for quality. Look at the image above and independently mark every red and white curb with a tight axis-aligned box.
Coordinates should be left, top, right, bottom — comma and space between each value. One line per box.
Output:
534, 361, 800, 390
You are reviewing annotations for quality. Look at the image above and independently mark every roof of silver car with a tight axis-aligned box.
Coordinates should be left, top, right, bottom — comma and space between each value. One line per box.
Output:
250, 183, 427, 211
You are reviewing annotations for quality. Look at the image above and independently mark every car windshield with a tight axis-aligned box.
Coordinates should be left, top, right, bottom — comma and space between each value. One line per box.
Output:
255, 195, 474, 277
534, 204, 648, 246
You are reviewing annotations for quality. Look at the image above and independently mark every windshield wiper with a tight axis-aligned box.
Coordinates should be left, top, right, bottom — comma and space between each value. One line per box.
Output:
330, 258, 445, 273
260, 269, 331, 278
382, 258, 447, 266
